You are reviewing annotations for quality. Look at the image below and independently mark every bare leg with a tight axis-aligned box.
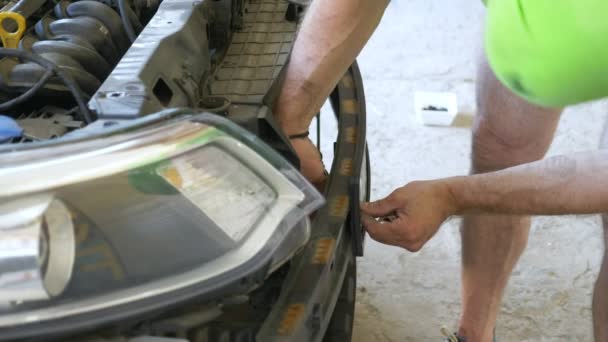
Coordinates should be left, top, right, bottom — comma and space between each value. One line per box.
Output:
273, 0, 388, 185
458, 56, 562, 342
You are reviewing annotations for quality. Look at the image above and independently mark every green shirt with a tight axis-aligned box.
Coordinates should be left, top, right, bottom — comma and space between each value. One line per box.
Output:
485, 0, 608, 107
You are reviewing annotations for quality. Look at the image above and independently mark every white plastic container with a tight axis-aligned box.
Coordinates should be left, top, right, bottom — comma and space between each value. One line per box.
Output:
414, 91, 458, 126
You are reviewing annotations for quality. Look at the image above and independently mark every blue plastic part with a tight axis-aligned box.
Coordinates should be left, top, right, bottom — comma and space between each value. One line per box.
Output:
0, 115, 23, 143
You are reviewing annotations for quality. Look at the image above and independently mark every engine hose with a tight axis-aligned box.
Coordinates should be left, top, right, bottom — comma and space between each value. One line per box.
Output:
0, 68, 53, 112
118, 0, 137, 42
127, 3, 143, 32
0, 0, 137, 112
0, 48, 93, 123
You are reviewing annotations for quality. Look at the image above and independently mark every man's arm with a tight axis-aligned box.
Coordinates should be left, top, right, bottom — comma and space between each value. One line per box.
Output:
360, 151, 608, 251
274, 0, 388, 185
448, 151, 608, 215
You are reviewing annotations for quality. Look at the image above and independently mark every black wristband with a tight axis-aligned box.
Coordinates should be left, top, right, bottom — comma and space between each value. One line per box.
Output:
288, 131, 310, 139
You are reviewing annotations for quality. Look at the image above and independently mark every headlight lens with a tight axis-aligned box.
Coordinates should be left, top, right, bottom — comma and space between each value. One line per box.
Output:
0, 113, 323, 333
160, 146, 276, 241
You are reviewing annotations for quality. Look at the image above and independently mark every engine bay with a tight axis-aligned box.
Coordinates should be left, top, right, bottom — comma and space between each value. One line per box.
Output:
0, 0, 243, 144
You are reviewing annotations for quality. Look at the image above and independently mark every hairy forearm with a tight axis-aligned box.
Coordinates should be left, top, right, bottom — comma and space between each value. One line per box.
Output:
274, 0, 388, 134
446, 151, 608, 215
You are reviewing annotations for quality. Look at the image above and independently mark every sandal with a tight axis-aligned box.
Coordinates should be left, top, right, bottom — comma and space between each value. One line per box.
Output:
441, 327, 497, 342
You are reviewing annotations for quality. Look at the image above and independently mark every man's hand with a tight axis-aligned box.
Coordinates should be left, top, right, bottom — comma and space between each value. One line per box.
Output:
290, 137, 327, 191
360, 180, 458, 252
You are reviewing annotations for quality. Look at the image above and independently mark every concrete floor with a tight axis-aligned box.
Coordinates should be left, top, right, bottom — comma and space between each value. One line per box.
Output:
345, 0, 608, 341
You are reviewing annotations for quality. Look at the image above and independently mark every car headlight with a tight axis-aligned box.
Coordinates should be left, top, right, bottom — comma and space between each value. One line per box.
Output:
0, 112, 323, 336
0, 195, 76, 302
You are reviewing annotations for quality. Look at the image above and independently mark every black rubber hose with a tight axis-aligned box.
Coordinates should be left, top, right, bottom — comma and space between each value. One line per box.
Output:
0, 68, 53, 112
126, 3, 144, 32
0, 48, 93, 123
117, 0, 137, 42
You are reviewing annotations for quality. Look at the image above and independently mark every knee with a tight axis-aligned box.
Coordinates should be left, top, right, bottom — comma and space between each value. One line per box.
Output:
473, 54, 560, 173
471, 121, 551, 173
